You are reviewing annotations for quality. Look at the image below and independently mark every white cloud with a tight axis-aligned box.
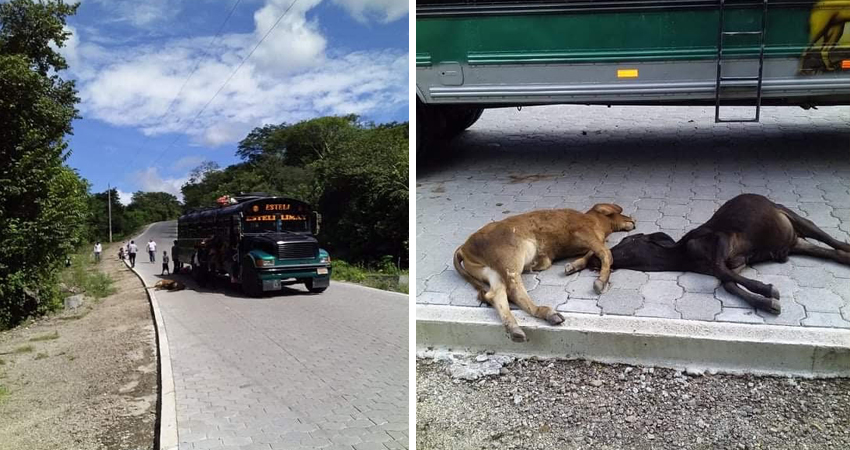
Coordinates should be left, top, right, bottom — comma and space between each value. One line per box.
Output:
88, 0, 179, 28
67, 0, 408, 148
115, 189, 133, 206
173, 156, 207, 171
134, 167, 189, 200
250, 0, 327, 73
331, 0, 408, 23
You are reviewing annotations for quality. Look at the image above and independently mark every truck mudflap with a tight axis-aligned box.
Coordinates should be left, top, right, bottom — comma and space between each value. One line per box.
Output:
311, 276, 330, 288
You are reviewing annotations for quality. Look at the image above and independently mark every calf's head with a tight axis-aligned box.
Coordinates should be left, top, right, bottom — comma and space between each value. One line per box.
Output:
605, 232, 685, 271
587, 203, 636, 233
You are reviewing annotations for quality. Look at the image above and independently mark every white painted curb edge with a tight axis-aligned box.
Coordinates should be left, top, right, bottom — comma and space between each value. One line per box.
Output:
123, 223, 179, 450
417, 304, 850, 378
336, 280, 409, 298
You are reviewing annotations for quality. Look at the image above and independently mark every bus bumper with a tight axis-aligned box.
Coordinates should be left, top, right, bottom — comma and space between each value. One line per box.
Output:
257, 265, 332, 291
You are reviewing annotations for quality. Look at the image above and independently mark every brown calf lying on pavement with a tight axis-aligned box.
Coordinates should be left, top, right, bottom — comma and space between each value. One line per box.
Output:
454, 204, 636, 342
153, 279, 186, 291
592, 194, 850, 314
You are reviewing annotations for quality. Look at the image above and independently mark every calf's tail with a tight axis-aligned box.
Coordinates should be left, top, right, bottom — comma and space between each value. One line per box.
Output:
453, 246, 492, 300
777, 203, 850, 252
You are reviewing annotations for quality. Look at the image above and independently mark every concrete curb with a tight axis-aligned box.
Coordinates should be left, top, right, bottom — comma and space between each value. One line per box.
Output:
123, 224, 179, 450
336, 280, 410, 299
416, 305, 850, 378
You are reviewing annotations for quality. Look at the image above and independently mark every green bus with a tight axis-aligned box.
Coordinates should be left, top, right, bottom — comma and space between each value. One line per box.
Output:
176, 195, 331, 296
416, 0, 850, 148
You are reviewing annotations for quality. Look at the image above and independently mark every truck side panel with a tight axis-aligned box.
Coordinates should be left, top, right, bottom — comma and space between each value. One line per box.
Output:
416, 0, 850, 105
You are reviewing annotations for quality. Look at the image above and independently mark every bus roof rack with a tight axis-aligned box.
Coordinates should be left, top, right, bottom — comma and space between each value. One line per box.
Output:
231, 192, 271, 203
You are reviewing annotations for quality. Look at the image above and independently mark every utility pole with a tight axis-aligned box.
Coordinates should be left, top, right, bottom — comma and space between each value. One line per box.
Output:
108, 183, 113, 243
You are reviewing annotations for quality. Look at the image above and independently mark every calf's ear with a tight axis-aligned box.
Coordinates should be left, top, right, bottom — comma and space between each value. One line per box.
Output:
591, 203, 623, 216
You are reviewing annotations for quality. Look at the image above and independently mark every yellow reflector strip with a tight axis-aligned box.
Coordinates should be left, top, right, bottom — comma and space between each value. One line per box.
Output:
842, 60, 850, 70
617, 69, 639, 78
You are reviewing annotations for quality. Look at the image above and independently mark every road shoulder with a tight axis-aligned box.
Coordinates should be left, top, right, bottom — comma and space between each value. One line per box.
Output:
0, 243, 157, 450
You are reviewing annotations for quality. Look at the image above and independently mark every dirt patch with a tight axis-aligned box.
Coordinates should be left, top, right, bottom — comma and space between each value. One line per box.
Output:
0, 243, 157, 450
417, 356, 850, 450
508, 174, 555, 184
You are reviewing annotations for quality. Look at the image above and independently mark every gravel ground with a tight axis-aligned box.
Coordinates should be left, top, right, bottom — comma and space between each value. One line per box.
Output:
0, 244, 157, 450
416, 355, 850, 450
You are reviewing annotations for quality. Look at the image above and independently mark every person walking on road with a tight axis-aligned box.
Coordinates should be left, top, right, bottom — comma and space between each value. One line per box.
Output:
148, 239, 157, 263
94, 242, 102, 263
128, 241, 138, 267
162, 251, 170, 275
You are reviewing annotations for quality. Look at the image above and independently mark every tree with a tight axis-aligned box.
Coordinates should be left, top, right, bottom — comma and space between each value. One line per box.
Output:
0, 0, 85, 328
182, 160, 315, 211
86, 188, 127, 241
127, 191, 181, 223
313, 123, 409, 264
236, 115, 361, 166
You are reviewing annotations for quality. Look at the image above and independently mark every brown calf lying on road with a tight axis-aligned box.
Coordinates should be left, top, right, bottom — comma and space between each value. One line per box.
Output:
592, 194, 850, 313
152, 279, 186, 291
454, 204, 636, 342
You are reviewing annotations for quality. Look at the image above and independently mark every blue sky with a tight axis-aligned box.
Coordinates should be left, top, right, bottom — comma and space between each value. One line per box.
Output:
59, 0, 409, 204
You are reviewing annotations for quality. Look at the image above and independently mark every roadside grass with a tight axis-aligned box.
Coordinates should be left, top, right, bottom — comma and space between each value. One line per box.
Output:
0, 385, 7, 402
331, 259, 409, 294
60, 246, 116, 300
13, 345, 34, 354
0, 358, 5, 365
29, 331, 59, 342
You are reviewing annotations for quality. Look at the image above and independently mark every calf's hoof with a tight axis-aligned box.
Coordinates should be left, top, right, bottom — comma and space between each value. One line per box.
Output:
564, 263, 578, 275
593, 279, 608, 295
508, 327, 527, 343
547, 312, 565, 325
766, 299, 781, 315
769, 285, 780, 300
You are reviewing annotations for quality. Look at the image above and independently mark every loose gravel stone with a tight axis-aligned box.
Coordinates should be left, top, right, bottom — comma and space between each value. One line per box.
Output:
417, 357, 850, 450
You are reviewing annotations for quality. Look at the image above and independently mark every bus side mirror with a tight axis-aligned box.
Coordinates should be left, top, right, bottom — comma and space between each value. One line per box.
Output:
311, 211, 321, 235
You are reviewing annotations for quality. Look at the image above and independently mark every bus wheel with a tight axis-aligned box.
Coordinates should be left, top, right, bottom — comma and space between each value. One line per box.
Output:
305, 279, 327, 294
241, 263, 262, 297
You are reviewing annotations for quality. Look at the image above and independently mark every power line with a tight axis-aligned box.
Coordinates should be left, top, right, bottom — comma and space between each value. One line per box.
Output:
124, 0, 243, 170
148, 0, 303, 167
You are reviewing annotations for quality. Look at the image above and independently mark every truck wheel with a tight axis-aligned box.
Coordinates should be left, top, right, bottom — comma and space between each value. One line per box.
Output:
241, 263, 262, 297
305, 279, 327, 294
416, 99, 432, 162
444, 106, 484, 138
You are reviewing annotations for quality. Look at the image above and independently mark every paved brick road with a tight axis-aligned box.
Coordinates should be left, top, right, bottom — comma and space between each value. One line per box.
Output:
134, 222, 408, 450
416, 105, 850, 328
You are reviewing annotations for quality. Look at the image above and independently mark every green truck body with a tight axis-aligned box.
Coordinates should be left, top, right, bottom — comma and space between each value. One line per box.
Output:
416, 0, 850, 141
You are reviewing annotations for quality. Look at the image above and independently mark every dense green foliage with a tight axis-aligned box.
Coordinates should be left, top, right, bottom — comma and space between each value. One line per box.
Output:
183, 116, 409, 267
331, 260, 409, 294
0, 0, 87, 329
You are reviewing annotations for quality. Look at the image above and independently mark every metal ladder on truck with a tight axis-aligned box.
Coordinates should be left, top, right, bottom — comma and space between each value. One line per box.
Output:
714, 0, 769, 123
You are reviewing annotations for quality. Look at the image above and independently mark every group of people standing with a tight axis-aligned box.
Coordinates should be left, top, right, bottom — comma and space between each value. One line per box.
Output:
113, 239, 178, 275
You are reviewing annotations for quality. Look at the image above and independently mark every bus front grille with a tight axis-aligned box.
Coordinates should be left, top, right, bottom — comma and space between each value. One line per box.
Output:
278, 242, 318, 260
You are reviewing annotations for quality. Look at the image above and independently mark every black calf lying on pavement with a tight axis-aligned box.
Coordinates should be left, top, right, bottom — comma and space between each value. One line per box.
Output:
591, 194, 850, 314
